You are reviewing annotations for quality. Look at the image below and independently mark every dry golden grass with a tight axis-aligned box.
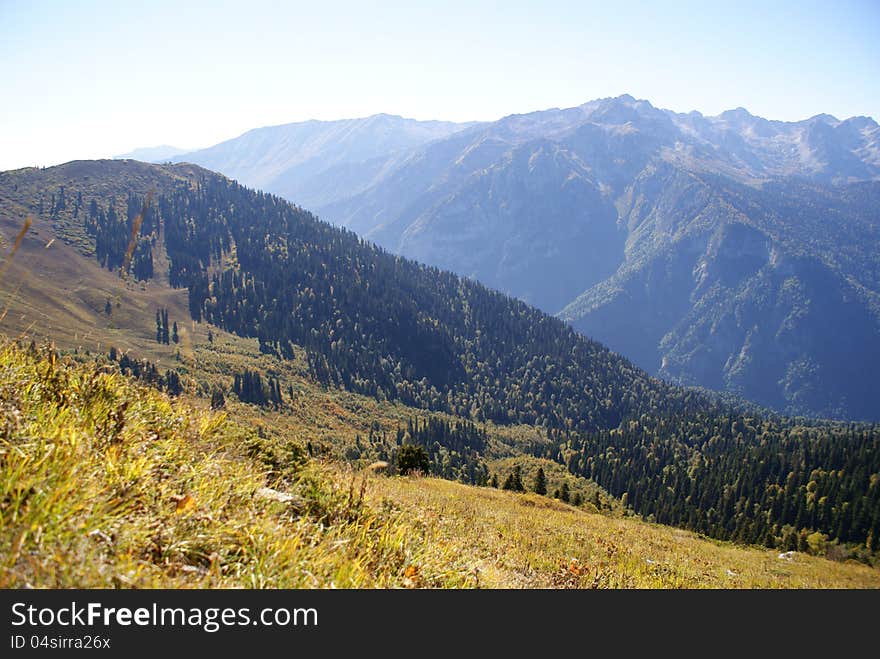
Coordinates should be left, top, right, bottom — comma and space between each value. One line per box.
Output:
1, 341, 878, 588
364, 473, 880, 588
0, 341, 472, 588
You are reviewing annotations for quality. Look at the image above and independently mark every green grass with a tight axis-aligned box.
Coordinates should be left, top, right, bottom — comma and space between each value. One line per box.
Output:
2, 341, 878, 588
0, 341, 475, 588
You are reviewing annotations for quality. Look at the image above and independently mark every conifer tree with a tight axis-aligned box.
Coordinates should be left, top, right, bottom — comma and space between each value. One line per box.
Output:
533, 467, 547, 495
560, 481, 570, 503
398, 444, 430, 475
503, 466, 525, 492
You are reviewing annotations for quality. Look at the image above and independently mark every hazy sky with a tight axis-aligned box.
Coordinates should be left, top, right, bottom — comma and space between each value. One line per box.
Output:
2, 0, 879, 170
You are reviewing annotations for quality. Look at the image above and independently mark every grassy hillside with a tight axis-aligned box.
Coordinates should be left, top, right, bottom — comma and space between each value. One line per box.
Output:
0, 162, 549, 461
2, 341, 878, 588
0, 162, 206, 360
368, 477, 880, 588
1, 160, 878, 584
0, 340, 471, 588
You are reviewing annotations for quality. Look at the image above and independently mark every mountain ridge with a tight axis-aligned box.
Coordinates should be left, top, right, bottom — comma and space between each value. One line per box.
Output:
309, 97, 880, 421
112, 99, 880, 420
1, 159, 878, 554
167, 113, 477, 209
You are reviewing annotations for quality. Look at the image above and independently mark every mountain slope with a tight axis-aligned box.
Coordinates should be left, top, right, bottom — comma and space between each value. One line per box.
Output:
306, 97, 880, 420
5, 342, 877, 588
2, 160, 878, 552
169, 114, 473, 209
559, 168, 880, 420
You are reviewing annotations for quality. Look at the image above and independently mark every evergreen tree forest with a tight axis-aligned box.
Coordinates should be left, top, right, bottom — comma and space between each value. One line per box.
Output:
69, 172, 880, 551
400, 417, 489, 485
105, 347, 184, 397
232, 368, 283, 407
351, 417, 489, 485
84, 192, 156, 280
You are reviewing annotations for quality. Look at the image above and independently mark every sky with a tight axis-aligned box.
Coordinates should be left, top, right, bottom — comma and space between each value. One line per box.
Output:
1, 0, 879, 170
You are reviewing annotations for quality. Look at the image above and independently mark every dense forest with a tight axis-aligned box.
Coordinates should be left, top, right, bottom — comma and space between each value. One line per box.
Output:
537, 421, 879, 549
29, 168, 880, 551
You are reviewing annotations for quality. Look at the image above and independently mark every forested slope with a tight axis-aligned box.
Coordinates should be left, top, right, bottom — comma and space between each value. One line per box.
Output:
1, 160, 878, 552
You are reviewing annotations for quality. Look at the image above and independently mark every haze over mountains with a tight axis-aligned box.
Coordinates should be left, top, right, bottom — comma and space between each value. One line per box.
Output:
166, 115, 474, 210
115, 145, 191, 162
129, 96, 880, 421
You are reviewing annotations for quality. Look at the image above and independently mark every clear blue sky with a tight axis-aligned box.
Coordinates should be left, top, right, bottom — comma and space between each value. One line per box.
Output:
1, 0, 878, 170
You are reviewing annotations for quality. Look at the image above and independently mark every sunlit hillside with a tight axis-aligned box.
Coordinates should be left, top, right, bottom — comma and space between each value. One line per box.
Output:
2, 342, 877, 588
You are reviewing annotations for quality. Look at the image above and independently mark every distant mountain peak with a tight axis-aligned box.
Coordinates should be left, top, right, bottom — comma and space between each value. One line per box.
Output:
719, 107, 755, 121
807, 112, 840, 125
113, 145, 190, 163
579, 94, 662, 126
842, 115, 879, 130
364, 112, 406, 123
584, 93, 647, 108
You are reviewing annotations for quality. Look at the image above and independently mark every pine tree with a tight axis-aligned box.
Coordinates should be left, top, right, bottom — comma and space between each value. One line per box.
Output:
533, 467, 547, 495
503, 466, 525, 492
560, 481, 570, 503
172, 321, 179, 344
163, 369, 182, 396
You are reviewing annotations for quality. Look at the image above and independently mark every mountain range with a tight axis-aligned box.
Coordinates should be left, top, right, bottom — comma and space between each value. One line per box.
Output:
166, 114, 473, 210
144, 96, 880, 421
2, 159, 878, 551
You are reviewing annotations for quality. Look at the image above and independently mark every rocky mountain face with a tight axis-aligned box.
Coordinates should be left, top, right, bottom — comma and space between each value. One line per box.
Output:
165, 96, 880, 420
559, 167, 880, 421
